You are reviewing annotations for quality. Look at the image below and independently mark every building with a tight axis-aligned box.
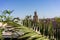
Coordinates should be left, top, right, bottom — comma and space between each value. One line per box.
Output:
12, 17, 20, 23
12, 17, 23, 25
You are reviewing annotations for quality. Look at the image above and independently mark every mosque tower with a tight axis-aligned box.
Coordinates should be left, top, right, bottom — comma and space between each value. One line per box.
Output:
33, 11, 38, 23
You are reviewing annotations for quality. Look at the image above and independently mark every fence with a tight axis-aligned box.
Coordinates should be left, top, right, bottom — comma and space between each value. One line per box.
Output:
31, 26, 60, 40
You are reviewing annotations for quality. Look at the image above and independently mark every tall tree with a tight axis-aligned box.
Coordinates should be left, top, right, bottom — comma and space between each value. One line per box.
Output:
23, 15, 32, 27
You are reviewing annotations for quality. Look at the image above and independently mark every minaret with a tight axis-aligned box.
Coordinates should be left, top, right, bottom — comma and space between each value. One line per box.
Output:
33, 11, 38, 23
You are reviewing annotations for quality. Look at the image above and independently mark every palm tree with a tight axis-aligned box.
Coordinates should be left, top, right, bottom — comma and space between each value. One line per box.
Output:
2, 10, 13, 15
2, 10, 14, 22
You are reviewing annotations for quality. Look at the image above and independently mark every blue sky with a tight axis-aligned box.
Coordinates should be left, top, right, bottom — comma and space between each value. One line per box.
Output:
0, 0, 60, 19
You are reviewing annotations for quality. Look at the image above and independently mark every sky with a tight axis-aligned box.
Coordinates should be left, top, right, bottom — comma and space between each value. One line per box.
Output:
0, 0, 60, 19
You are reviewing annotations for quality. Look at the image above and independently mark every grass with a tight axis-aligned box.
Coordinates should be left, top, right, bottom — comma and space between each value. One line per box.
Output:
0, 30, 1, 39
0, 21, 49, 40
15, 25, 49, 40
0, 29, 2, 39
